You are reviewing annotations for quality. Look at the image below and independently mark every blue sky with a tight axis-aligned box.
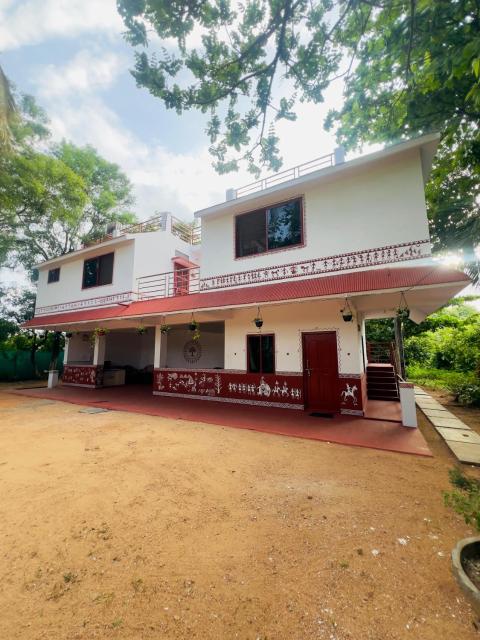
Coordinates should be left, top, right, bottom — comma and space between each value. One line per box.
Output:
0, 0, 345, 223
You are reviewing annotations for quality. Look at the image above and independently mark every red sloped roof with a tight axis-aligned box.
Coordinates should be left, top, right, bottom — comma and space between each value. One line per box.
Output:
24, 265, 469, 328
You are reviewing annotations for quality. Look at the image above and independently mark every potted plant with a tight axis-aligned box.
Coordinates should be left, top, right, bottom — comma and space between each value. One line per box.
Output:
445, 468, 480, 616
253, 307, 263, 328
65, 332, 73, 339
91, 327, 109, 343
137, 325, 147, 335
396, 292, 410, 319
340, 299, 353, 322
160, 323, 171, 334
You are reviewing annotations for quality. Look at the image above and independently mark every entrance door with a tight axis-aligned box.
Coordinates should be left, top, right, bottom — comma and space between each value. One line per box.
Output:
302, 332, 339, 413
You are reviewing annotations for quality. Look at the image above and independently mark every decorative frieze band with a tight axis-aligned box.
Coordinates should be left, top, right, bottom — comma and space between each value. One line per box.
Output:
36, 291, 135, 316
199, 239, 431, 291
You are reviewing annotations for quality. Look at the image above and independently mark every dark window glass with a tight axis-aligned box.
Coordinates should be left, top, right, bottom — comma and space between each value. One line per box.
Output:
98, 252, 114, 285
247, 335, 261, 373
235, 210, 267, 257
247, 334, 275, 374
267, 199, 302, 250
235, 198, 302, 258
82, 253, 114, 288
47, 268, 60, 283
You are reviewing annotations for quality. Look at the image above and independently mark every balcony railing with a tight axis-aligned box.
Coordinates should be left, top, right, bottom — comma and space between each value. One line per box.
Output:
137, 267, 201, 300
234, 152, 335, 199
83, 214, 201, 248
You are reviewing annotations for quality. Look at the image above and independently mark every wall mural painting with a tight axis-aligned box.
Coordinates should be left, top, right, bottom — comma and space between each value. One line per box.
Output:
63, 365, 103, 387
339, 376, 364, 412
153, 370, 303, 406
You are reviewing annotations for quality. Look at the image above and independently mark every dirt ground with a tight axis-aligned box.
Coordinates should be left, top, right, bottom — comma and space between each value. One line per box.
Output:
0, 387, 478, 640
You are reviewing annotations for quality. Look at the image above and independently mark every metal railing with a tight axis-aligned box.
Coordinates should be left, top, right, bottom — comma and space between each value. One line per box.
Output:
234, 152, 335, 199
137, 266, 201, 300
83, 214, 201, 248
367, 341, 398, 368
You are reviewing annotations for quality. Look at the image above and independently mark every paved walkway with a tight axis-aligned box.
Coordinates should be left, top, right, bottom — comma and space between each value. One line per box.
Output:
11, 384, 431, 457
414, 387, 480, 464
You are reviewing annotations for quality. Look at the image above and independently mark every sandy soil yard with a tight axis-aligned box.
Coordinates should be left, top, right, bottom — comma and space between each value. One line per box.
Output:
0, 388, 478, 640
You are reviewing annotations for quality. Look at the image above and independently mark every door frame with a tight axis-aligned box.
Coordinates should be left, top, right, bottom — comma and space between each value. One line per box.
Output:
301, 330, 340, 413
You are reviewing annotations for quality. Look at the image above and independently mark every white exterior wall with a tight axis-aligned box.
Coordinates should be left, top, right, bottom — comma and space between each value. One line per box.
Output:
200, 148, 430, 279
224, 300, 362, 374
65, 332, 94, 364
35, 241, 136, 309
132, 231, 195, 282
35, 227, 197, 312
105, 329, 155, 369
164, 326, 224, 369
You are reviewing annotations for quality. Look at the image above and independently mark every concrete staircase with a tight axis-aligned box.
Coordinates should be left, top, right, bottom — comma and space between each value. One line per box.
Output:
366, 364, 399, 401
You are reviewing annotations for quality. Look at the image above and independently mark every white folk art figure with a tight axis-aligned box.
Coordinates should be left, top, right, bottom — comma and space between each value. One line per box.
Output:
257, 377, 272, 397
341, 383, 358, 406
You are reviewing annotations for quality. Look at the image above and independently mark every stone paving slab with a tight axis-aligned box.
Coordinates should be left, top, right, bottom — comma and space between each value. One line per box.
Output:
428, 415, 470, 429
422, 408, 452, 418
445, 441, 480, 465
436, 427, 480, 444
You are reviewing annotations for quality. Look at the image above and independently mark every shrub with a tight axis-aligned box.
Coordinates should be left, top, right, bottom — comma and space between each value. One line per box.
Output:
444, 467, 480, 531
404, 334, 435, 367
449, 380, 480, 407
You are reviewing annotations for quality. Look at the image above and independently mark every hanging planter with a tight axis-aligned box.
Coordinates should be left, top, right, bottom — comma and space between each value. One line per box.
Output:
340, 299, 354, 322
396, 292, 410, 319
189, 315, 200, 341
253, 306, 263, 329
65, 332, 73, 339
160, 324, 171, 334
137, 325, 147, 335
93, 327, 109, 338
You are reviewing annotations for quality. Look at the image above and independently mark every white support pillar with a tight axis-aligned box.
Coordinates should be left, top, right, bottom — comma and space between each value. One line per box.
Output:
153, 325, 162, 369
93, 334, 106, 366
399, 381, 417, 428
63, 335, 71, 365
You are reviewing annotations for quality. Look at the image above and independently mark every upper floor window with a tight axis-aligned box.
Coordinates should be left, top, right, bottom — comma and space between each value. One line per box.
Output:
47, 267, 60, 284
82, 252, 114, 289
247, 334, 275, 374
235, 197, 303, 258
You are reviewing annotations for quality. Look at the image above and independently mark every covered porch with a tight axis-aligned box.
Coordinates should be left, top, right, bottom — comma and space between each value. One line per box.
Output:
11, 383, 431, 457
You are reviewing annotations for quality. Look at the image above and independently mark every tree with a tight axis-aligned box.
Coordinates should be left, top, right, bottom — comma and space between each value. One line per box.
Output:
0, 65, 16, 149
117, 0, 480, 279
0, 92, 136, 274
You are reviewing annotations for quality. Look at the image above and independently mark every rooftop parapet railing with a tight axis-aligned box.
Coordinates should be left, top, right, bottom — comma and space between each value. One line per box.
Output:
83, 214, 201, 248
233, 152, 336, 199
137, 266, 201, 300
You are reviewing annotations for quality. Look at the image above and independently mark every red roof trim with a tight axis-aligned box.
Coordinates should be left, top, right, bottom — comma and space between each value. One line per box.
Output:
24, 266, 469, 328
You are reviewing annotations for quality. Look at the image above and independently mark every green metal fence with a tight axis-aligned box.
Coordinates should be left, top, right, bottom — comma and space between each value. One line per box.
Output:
0, 350, 64, 381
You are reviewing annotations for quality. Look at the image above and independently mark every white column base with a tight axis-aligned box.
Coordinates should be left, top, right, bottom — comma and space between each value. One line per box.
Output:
399, 382, 417, 428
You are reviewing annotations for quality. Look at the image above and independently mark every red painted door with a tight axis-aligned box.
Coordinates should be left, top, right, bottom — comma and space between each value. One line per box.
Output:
303, 332, 339, 413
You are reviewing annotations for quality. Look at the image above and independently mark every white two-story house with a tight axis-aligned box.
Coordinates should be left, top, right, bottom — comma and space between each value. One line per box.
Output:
25, 133, 469, 417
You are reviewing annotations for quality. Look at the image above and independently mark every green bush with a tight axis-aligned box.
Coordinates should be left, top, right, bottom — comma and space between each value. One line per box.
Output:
449, 381, 480, 407
404, 334, 435, 367
444, 467, 480, 531
406, 364, 475, 390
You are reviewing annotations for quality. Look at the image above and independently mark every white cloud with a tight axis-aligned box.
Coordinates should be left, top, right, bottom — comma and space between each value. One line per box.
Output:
36, 49, 125, 99
0, 0, 122, 51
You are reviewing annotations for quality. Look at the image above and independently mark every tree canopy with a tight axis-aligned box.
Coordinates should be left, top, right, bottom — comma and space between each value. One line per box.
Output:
0, 90, 136, 274
117, 0, 480, 279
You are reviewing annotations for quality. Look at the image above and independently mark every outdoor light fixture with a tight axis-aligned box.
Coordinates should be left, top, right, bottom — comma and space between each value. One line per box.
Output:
253, 306, 263, 329
396, 292, 410, 320
340, 299, 353, 322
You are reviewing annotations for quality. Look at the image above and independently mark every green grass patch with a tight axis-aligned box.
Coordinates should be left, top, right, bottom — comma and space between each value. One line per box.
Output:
406, 365, 476, 392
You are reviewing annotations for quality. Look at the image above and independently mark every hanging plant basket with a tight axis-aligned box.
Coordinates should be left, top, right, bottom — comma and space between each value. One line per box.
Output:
340, 299, 354, 322
252, 306, 263, 329
189, 319, 199, 332
396, 292, 410, 319
65, 332, 73, 339
137, 325, 147, 335
93, 327, 109, 338
160, 324, 171, 334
